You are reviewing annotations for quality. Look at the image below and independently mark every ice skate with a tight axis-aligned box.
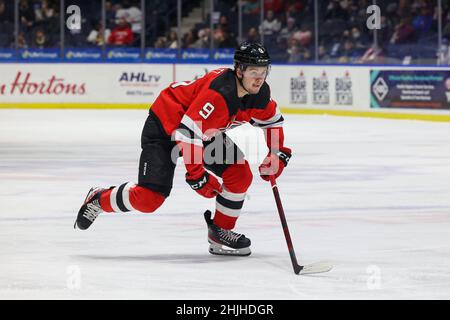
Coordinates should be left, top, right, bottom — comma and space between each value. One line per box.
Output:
74, 187, 105, 230
204, 210, 251, 256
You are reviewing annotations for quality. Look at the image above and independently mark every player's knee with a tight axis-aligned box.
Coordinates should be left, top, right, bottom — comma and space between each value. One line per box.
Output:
222, 161, 253, 193
130, 186, 166, 213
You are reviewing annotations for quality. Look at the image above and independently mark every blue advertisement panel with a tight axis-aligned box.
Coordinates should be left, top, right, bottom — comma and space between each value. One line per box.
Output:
0, 49, 16, 61
144, 48, 177, 62
106, 48, 141, 61
212, 49, 234, 63
180, 49, 210, 62
19, 48, 60, 61
65, 48, 102, 62
371, 70, 450, 110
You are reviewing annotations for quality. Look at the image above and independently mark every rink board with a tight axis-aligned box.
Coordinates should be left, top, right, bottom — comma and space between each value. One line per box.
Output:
1, 63, 450, 121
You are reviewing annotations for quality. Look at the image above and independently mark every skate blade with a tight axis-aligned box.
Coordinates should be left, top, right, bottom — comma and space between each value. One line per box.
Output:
208, 240, 251, 257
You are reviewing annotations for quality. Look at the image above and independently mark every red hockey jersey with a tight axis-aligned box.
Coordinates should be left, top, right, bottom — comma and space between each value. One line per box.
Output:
150, 67, 285, 178
152, 68, 283, 137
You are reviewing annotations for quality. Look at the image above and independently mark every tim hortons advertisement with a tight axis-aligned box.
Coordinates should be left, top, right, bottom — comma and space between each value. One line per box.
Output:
0, 64, 172, 104
371, 70, 450, 110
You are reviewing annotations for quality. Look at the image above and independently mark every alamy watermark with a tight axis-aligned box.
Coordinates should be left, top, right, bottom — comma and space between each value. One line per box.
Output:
66, 265, 82, 290
66, 5, 81, 31
367, 5, 381, 30
366, 265, 382, 290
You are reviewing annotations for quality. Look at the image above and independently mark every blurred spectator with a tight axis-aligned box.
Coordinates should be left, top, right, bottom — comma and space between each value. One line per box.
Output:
287, 40, 312, 63
114, 0, 142, 46
32, 28, 50, 48
36, 0, 56, 22
115, 3, 126, 20
245, 27, 261, 43
318, 45, 331, 62
390, 17, 417, 44
105, 1, 116, 29
215, 27, 238, 49
214, 15, 237, 49
277, 17, 298, 44
19, 0, 35, 32
324, 0, 349, 21
0, 0, 9, 22
412, 3, 433, 35
154, 36, 167, 48
291, 27, 312, 47
166, 30, 178, 49
18, 32, 28, 49
284, 0, 303, 18
287, 44, 302, 63
350, 27, 368, 49
217, 15, 230, 31
260, 10, 281, 37
0, 0, 13, 48
337, 40, 359, 63
87, 22, 111, 46
346, 1, 366, 29
40, 0, 59, 36
182, 30, 196, 49
127, 1, 143, 35
108, 17, 134, 46
192, 28, 210, 49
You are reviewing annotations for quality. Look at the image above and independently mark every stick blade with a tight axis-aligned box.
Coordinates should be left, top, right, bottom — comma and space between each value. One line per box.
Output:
298, 261, 333, 275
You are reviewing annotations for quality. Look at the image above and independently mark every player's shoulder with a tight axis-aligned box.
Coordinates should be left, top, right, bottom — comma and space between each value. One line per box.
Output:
208, 68, 236, 96
207, 69, 241, 115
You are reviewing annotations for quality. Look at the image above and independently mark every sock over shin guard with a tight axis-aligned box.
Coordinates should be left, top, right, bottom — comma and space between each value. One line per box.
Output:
213, 161, 253, 230
100, 183, 165, 213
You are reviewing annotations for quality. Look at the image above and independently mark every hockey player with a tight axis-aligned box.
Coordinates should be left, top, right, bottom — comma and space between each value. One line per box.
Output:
75, 42, 292, 256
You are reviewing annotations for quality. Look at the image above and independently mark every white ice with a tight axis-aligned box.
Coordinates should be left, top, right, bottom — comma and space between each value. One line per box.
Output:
1, 109, 450, 299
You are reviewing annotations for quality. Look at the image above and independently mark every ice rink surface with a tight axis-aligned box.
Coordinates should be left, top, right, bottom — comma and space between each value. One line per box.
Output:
1, 109, 450, 299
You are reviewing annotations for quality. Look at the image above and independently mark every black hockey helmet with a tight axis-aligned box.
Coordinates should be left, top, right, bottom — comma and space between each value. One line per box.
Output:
234, 42, 271, 69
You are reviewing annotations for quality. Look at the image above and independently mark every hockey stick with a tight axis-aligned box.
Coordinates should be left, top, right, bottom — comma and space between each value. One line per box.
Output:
269, 176, 333, 275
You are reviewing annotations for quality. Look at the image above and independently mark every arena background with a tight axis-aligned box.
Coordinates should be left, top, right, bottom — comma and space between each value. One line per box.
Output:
1, 0, 450, 122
